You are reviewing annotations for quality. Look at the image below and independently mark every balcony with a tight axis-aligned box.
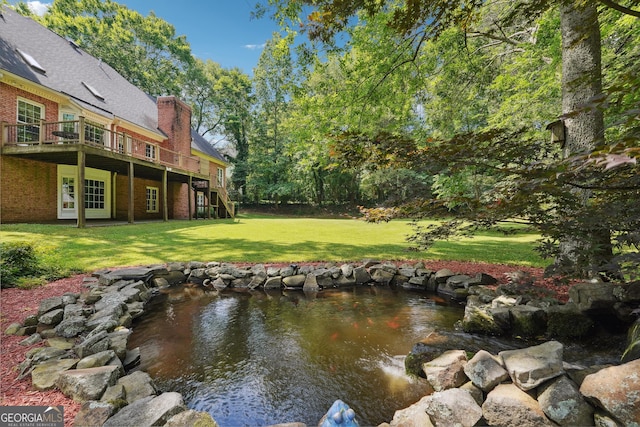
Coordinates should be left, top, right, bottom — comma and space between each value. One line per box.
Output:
1, 118, 201, 174
2, 118, 235, 220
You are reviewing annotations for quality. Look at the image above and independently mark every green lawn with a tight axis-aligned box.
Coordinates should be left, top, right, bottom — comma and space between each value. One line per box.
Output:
0, 214, 546, 273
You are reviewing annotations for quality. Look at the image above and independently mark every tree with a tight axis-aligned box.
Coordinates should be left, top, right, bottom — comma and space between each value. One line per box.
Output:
37, 0, 193, 96
250, 32, 297, 205
216, 68, 254, 201
263, 0, 640, 277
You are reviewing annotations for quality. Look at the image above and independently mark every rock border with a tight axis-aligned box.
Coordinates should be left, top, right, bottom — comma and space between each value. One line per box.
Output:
5, 261, 639, 426
392, 340, 640, 426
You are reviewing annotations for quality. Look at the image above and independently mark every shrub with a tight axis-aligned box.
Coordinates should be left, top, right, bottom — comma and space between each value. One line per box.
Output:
0, 242, 67, 288
1, 242, 39, 288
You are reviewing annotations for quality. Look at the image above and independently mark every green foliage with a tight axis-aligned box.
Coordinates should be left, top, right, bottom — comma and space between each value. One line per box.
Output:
0, 242, 66, 288
1, 242, 39, 286
36, 0, 193, 96
360, 168, 432, 206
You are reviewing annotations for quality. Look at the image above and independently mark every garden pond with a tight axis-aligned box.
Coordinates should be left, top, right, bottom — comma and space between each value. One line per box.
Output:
128, 285, 625, 426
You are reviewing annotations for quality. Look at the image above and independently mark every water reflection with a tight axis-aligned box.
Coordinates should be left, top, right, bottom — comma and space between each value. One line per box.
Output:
129, 287, 458, 426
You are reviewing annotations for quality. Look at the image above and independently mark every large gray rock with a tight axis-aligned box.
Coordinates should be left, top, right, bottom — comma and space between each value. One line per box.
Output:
100, 383, 126, 407
38, 296, 64, 316
282, 274, 306, 288
74, 331, 110, 358
249, 271, 267, 289
31, 358, 78, 390
353, 266, 371, 284
424, 388, 483, 427
422, 349, 468, 391
569, 281, 616, 312
56, 365, 120, 402
55, 316, 86, 338
98, 266, 166, 285
389, 395, 434, 427
483, 383, 554, 426
73, 401, 115, 427
434, 268, 455, 283
4, 323, 21, 335
264, 276, 283, 289
499, 341, 564, 391
117, 370, 157, 403
537, 375, 594, 426
38, 308, 64, 326
509, 305, 547, 337
463, 349, 509, 391
370, 268, 395, 285
165, 410, 219, 427
77, 350, 118, 370
303, 274, 320, 292
461, 303, 510, 335
103, 392, 186, 427
107, 329, 131, 360
93, 292, 128, 313
614, 280, 640, 302
580, 358, 640, 426
546, 303, 594, 338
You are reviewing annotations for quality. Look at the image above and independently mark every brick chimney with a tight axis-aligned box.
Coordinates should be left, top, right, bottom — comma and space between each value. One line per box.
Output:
157, 96, 192, 156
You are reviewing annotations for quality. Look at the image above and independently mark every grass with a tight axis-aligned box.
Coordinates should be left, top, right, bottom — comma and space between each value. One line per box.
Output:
0, 214, 546, 274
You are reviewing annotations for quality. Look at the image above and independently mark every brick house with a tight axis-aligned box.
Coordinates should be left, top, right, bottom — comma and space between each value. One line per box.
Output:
0, 8, 234, 227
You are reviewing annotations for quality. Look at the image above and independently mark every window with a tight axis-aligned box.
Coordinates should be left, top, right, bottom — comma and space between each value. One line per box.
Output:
217, 168, 224, 187
122, 136, 132, 154
17, 99, 43, 142
57, 165, 111, 219
145, 144, 156, 160
146, 187, 159, 213
85, 122, 105, 145
61, 177, 75, 210
61, 113, 76, 133
85, 179, 105, 209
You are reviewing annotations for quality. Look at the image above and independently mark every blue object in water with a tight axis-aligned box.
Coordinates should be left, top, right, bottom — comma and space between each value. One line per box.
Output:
321, 400, 359, 427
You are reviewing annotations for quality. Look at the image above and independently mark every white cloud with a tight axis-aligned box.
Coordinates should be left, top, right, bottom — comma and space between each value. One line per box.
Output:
244, 43, 266, 50
27, 1, 51, 16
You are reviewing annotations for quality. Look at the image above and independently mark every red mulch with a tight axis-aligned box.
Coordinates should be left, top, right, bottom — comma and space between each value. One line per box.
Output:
1, 275, 87, 427
0, 261, 568, 427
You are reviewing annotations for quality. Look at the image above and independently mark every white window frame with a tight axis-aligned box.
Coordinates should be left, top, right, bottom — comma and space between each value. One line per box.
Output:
217, 168, 224, 187
57, 165, 111, 219
17, 97, 44, 143
85, 121, 105, 145
146, 186, 159, 213
145, 143, 156, 160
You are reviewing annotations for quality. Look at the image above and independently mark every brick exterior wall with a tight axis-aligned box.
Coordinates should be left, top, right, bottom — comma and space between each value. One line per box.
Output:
1, 85, 201, 223
0, 157, 57, 222
157, 96, 192, 156
113, 176, 193, 220
168, 182, 191, 219
0, 83, 59, 123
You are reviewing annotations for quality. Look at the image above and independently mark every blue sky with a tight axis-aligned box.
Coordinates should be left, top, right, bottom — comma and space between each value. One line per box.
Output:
19, 0, 283, 74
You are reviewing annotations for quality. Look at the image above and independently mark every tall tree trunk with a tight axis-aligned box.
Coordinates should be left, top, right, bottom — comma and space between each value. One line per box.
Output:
557, 1, 613, 276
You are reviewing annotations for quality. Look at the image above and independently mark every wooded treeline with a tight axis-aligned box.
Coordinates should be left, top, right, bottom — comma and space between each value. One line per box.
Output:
12, 0, 639, 277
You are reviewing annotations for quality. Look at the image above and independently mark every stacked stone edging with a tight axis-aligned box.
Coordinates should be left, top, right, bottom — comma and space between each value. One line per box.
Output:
4, 260, 639, 427
388, 340, 640, 427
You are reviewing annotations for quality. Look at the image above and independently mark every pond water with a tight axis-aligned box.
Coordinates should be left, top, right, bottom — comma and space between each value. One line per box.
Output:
128, 285, 625, 427
128, 286, 464, 426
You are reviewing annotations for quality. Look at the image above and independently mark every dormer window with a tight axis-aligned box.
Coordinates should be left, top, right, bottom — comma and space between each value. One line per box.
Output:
16, 48, 46, 73
82, 81, 104, 101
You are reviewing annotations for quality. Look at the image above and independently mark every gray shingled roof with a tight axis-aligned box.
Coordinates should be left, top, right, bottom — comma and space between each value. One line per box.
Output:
0, 7, 227, 164
191, 129, 228, 163
0, 7, 160, 134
